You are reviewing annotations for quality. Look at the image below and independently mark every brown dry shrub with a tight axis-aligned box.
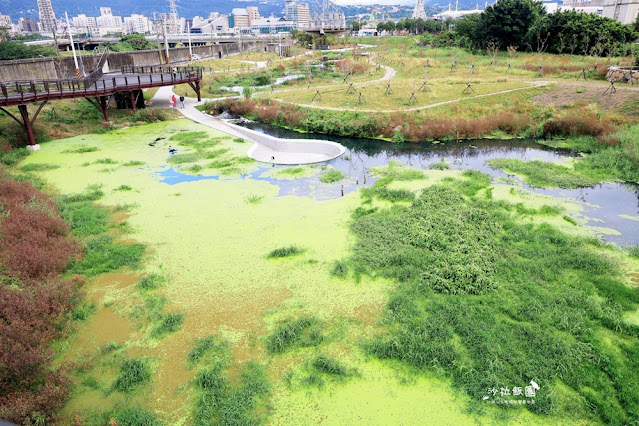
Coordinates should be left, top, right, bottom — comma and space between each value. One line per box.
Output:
0, 172, 84, 424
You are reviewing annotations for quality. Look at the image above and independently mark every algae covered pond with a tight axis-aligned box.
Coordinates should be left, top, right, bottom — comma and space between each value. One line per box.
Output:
17, 118, 639, 424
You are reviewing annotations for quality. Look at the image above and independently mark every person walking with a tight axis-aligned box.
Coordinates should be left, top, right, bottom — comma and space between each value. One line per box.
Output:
171, 95, 177, 108
179, 96, 185, 109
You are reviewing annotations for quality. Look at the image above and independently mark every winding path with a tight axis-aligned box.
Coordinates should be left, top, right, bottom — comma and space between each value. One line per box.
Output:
267, 80, 551, 113
152, 86, 344, 165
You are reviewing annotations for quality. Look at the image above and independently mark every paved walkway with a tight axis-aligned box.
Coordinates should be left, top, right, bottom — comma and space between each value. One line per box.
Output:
152, 86, 344, 165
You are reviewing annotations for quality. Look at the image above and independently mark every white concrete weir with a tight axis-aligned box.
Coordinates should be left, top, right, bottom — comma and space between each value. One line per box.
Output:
152, 86, 345, 165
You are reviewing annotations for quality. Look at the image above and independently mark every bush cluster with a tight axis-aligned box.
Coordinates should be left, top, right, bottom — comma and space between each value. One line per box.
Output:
0, 172, 83, 424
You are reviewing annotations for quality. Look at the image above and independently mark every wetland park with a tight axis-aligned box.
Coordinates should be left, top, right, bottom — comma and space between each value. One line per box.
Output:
1, 6, 639, 426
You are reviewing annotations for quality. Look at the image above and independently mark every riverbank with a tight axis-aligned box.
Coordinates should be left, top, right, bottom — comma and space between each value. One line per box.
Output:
2, 117, 637, 424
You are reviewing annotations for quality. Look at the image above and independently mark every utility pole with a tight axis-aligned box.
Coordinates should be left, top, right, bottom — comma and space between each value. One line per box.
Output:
163, 18, 170, 64
154, 14, 163, 63
187, 22, 192, 60
65, 12, 82, 78
52, 25, 60, 57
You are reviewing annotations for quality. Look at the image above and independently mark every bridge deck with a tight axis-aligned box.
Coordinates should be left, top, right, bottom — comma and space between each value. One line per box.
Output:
0, 66, 202, 107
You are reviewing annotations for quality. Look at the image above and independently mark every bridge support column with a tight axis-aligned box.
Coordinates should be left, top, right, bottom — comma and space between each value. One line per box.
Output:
0, 102, 47, 150
188, 81, 201, 102
129, 91, 137, 113
100, 96, 110, 122
85, 96, 111, 122
18, 105, 36, 147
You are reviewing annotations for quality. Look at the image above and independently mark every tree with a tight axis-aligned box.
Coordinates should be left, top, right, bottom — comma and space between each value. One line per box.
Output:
0, 41, 56, 60
453, 14, 482, 48
474, 0, 546, 49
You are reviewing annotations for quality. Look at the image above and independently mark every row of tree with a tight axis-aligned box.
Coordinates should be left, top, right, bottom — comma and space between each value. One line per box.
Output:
455, 0, 638, 55
374, 0, 638, 56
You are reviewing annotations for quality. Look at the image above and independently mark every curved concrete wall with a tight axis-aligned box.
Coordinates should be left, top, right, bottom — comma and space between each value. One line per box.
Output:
218, 118, 345, 165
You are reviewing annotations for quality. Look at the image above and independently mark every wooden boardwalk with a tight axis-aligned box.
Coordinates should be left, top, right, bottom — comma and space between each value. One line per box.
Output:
0, 65, 203, 148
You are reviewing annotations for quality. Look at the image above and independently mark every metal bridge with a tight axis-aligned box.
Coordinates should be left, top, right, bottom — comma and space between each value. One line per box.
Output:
305, 0, 349, 35
0, 65, 202, 148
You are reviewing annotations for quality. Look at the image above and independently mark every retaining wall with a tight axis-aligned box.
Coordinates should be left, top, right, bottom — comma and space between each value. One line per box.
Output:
0, 40, 268, 81
606, 66, 639, 84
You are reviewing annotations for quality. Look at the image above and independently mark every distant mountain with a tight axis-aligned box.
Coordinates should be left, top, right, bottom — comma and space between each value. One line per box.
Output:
0, 0, 285, 20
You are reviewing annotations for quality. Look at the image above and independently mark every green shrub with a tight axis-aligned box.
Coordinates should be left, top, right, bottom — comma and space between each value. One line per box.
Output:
331, 261, 349, 278
341, 181, 639, 421
112, 358, 152, 392
361, 186, 415, 203
319, 170, 344, 183
488, 159, 596, 188
187, 336, 226, 368
72, 302, 96, 321
245, 194, 264, 204
59, 200, 109, 237
266, 245, 305, 258
170, 131, 209, 142
95, 158, 118, 165
123, 160, 146, 167
104, 407, 161, 426
136, 273, 168, 291
0, 148, 29, 165
19, 163, 60, 172
429, 159, 450, 170
266, 317, 322, 354
61, 184, 104, 203
63, 145, 99, 153
151, 312, 184, 338
73, 234, 145, 277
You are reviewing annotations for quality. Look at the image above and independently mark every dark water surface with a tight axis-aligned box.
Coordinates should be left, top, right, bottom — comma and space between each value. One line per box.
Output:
152, 121, 639, 246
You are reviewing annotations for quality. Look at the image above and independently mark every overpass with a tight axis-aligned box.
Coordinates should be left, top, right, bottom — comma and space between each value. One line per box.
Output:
25, 34, 281, 51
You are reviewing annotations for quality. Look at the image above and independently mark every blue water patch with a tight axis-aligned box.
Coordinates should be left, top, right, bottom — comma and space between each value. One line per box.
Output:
143, 125, 639, 246
150, 165, 220, 185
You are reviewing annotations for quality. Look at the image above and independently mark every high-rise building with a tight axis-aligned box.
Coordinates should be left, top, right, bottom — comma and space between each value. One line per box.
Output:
73, 14, 97, 34
602, 0, 639, 23
19, 17, 40, 33
246, 6, 260, 24
297, 4, 310, 28
124, 14, 152, 34
230, 8, 250, 29
285, 0, 298, 22
0, 14, 12, 29
37, 0, 57, 32
96, 7, 123, 35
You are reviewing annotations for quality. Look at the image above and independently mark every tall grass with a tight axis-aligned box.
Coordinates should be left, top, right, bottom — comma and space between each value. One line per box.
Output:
340, 181, 639, 422
266, 316, 323, 354
72, 234, 144, 277
136, 273, 168, 291
319, 170, 344, 183
151, 312, 184, 338
112, 358, 152, 392
187, 336, 227, 368
104, 407, 162, 426
191, 338, 270, 426
266, 245, 305, 259
488, 159, 596, 188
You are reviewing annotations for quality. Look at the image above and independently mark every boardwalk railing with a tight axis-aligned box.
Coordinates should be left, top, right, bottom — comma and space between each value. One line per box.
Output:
121, 65, 203, 79
0, 68, 202, 107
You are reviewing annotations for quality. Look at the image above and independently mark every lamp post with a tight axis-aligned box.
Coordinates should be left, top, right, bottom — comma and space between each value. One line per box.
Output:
65, 12, 81, 78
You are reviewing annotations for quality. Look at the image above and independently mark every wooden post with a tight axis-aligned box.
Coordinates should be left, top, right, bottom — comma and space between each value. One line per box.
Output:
18, 105, 35, 146
196, 80, 201, 102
